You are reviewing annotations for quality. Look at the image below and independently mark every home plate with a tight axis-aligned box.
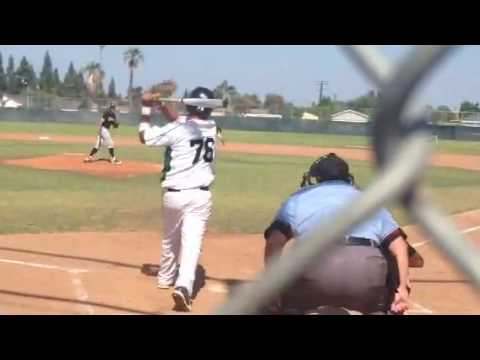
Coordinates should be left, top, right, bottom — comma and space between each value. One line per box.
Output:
38, 136, 51, 141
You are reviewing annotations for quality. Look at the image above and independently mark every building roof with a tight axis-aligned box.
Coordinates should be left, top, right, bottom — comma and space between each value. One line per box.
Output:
301, 112, 319, 120
462, 112, 480, 123
331, 109, 369, 119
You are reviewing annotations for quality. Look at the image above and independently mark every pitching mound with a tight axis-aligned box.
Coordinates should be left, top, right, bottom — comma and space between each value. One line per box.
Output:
2, 154, 163, 178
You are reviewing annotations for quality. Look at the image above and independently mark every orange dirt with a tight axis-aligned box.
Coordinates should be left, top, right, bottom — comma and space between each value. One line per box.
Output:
1, 154, 162, 178
1, 132, 480, 171
0, 210, 479, 315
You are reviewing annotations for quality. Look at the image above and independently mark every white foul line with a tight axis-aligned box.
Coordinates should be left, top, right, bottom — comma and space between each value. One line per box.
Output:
69, 270, 95, 315
0, 258, 88, 273
411, 224, 480, 248
412, 241, 429, 248
0, 258, 94, 315
460, 225, 480, 234
407, 223, 480, 315
407, 301, 434, 315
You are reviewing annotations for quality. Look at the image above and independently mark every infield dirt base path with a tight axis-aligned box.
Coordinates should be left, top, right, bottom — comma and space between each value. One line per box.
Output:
1, 132, 480, 171
0, 209, 479, 315
2, 154, 162, 178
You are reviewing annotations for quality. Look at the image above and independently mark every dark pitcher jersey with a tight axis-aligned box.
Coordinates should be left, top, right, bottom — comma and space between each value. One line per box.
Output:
101, 109, 117, 129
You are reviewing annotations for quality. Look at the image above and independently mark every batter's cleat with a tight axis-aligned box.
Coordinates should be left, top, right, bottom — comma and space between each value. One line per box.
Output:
111, 158, 122, 165
84, 156, 95, 163
172, 287, 192, 312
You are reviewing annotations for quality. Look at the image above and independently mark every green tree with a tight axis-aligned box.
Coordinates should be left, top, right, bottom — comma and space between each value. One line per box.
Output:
243, 93, 261, 108
283, 102, 296, 118
16, 56, 37, 91
213, 80, 239, 112
7, 55, 17, 94
232, 95, 255, 113
62, 62, 79, 97
108, 77, 117, 98
230, 93, 261, 113
318, 96, 333, 106
39, 51, 54, 93
76, 72, 86, 97
0, 53, 6, 92
460, 101, 480, 113
213, 80, 238, 99
347, 90, 379, 112
437, 105, 451, 112
123, 47, 144, 107
264, 94, 285, 114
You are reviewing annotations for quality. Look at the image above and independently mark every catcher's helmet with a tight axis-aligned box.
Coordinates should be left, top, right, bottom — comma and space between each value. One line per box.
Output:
301, 153, 354, 187
186, 87, 214, 120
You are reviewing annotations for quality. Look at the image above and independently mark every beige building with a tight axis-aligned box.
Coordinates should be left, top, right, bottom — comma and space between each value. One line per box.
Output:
301, 112, 320, 121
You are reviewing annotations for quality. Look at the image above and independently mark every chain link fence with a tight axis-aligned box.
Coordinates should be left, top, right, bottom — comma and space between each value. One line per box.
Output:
213, 45, 480, 315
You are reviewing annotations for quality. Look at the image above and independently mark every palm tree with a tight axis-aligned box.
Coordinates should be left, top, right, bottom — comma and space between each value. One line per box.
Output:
123, 47, 144, 109
214, 80, 237, 98
214, 80, 238, 112
82, 62, 105, 107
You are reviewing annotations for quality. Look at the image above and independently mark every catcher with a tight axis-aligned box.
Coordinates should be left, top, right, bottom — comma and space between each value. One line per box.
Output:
263, 153, 424, 315
84, 102, 122, 165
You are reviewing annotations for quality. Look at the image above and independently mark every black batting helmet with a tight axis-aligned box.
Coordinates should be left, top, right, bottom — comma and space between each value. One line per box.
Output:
186, 87, 214, 120
300, 153, 355, 187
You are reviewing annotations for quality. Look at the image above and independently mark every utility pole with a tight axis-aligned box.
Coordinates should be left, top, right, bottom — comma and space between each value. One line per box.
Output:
99, 45, 106, 69
315, 81, 328, 105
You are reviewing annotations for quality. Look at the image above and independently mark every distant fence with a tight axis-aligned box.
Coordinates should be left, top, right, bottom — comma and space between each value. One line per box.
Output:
1, 108, 480, 141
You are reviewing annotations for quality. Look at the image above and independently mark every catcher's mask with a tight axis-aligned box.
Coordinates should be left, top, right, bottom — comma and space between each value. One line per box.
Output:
186, 87, 214, 120
108, 102, 116, 111
300, 153, 355, 187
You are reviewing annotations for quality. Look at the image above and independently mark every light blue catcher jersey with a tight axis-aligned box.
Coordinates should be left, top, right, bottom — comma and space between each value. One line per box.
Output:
273, 180, 400, 246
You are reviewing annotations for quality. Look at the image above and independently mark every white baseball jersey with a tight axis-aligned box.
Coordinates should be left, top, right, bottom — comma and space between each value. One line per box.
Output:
139, 116, 218, 190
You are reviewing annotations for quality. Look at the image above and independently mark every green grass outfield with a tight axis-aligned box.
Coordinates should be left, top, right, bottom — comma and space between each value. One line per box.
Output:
0, 121, 479, 155
1, 139, 480, 234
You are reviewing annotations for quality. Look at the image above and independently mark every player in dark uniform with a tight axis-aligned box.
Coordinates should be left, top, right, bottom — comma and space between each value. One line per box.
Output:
84, 103, 122, 165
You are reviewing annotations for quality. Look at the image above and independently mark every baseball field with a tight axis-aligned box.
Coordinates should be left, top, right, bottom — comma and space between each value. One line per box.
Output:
0, 120, 479, 315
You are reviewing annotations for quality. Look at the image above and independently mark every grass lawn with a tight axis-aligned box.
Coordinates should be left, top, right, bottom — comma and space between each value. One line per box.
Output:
1, 139, 479, 234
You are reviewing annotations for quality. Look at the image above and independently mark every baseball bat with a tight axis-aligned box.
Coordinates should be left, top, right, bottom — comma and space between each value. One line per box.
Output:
152, 94, 228, 109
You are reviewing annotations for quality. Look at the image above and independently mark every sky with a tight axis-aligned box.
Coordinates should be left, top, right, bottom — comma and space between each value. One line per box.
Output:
0, 45, 477, 109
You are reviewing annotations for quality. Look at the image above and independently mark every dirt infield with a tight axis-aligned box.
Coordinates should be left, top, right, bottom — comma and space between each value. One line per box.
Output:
1, 154, 162, 178
1, 132, 480, 171
0, 209, 479, 315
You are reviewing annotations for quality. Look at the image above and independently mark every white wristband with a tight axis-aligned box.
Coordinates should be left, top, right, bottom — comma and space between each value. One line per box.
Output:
142, 106, 152, 116
138, 122, 151, 133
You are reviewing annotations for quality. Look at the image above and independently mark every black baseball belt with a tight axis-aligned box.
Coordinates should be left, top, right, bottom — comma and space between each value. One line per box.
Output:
166, 186, 209, 192
345, 236, 377, 247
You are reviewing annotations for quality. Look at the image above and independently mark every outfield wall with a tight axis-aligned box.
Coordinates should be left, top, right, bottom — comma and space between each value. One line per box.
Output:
1, 108, 479, 141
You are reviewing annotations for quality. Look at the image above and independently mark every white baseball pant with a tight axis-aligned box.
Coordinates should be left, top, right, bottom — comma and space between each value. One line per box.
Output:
95, 127, 114, 149
158, 189, 212, 295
